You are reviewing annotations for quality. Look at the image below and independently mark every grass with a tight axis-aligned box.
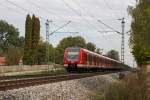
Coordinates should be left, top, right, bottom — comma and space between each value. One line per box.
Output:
104, 67, 150, 100
89, 90, 105, 100
5, 68, 68, 78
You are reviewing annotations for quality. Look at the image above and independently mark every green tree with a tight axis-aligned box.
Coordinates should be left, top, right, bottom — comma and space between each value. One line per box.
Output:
57, 36, 86, 49
56, 36, 86, 64
23, 14, 33, 65
96, 48, 102, 54
86, 42, 96, 52
37, 42, 54, 65
0, 20, 23, 53
23, 14, 40, 65
129, 0, 150, 66
31, 15, 40, 64
106, 50, 119, 60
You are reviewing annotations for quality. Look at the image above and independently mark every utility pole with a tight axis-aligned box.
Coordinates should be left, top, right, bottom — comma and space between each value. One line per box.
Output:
45, 20, 71, 64
45, 20, 49, 64
98, 18, 126, 64
121, 18, 125, 63
45, 20, 52, 64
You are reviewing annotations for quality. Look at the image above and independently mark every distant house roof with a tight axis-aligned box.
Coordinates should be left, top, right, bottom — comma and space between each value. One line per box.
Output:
0, 56, 5, 65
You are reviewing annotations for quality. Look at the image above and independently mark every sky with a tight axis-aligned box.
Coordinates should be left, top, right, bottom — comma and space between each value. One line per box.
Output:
0, 0, 136, 66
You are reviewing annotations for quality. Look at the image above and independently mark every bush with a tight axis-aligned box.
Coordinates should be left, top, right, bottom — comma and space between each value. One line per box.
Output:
105, 67, 150, 100
105, 82, 126, 100
6, 47, 22, 65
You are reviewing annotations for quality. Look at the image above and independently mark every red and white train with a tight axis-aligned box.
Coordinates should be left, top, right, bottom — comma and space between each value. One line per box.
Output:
64, 47, 128, 72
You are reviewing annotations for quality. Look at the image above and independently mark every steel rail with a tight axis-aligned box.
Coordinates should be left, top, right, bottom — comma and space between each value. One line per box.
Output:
0, 72, 113, 91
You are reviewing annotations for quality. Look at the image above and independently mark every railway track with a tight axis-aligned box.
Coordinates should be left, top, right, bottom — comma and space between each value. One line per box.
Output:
0, 72, 112, 91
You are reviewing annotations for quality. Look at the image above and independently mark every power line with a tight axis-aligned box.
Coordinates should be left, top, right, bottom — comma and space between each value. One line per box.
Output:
70, 0, 117, 43
0, 2, 24, 15
70, 0, 106, 30
97, 20, 120, 34
69, 0, 122, 46
61, 0, 115, 48
61, 0, 99, 32
5, 0, 47, 21
27, 0, 83, 37
103, 0, 120, 18
6, 0, 30, 13
27, 0, 58, 16
61, 0, 99, 34
61, 0, 121, 49
50, 21, 71, 35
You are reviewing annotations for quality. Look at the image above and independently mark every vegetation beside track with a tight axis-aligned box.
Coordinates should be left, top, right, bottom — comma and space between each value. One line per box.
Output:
91, 67, 150, 100
0, 68, 68, 79
15, 68, 68, 76
129, 0, 150, 66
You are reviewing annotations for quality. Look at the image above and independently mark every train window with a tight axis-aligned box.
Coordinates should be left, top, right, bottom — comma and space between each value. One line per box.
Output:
92, 55, 94, 65
85, 53, 87, 64
91, 55, 92, 65
95, 56, 97, 65
97, 57, 99, 66
97, 56, 99, 66
89, 54, 91, 65
87, 54, 89, 63
67, 52, 79, 59
92, 55, 95, 65
99, 58, 101, 66
94, 56, 96, 65
90, 54, 92, 65
97, 56, 98, 66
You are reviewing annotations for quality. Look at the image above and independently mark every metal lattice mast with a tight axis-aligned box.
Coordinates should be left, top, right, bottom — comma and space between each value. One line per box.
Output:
45, 20, 50, 64
121, 18, 125, 63
45, 20, 71, 64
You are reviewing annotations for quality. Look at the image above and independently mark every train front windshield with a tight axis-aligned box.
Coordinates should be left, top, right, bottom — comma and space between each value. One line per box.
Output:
67, 52, 79, 59
67, 48, 80, 59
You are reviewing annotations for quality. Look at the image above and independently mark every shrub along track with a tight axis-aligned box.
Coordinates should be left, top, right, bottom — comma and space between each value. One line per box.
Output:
0, 72, 115, 91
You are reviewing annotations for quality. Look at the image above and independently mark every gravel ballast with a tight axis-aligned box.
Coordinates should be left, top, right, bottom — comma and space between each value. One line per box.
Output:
0, 74, 118, 100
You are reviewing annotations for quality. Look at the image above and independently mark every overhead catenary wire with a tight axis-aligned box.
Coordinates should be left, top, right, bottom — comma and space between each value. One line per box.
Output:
0, 2, 25, 15
69, 0, 120, 47
5, 1, 121, 41
61, 0, 99, 32
50, 21, 71, 35
4, 0, 73, 35
4, 0, 121, 39
61, 0, 109, 48
27, 0, 67, 20
97, 20, 121, 34
5, 0, 48, 21
103, 0, 120, 18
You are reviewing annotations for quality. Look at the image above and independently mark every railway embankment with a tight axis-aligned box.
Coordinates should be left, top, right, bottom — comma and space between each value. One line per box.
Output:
0, 73, 119, 100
